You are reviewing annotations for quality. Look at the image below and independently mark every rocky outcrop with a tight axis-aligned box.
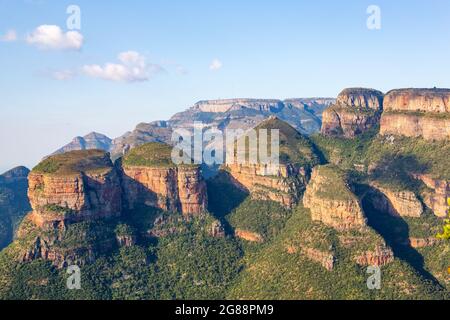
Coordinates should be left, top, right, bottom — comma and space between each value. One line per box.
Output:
287, 245, 335, 271
380, 88, 450, 141
16, 215, 115, 268
321, 88, 384, 138
370, 183, 423, 218
303, 166, 367, 231
121, 143, 207, 216
354, 245, 395, 267
226, 163, 306, 208
235, 229, 264, 243
413, 174, 449, 218
209, 220, 225, 238
408, 237, 441, 248
28, 151, 122, 229
224, 117, 319, 208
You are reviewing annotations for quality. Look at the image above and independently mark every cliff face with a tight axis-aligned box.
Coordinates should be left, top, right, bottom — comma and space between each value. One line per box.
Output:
321, 88, 384, 138
121, 143, 207, 216
226, 163, 305, 208
414, 174, 449, 218
177, 167, 208, 214
224, 117, 319, 208
122, 165, 207, 215
370, 183, 424, 218
303, 166, 367, 231
380, 89, 450, 141
27, 150, 122, 229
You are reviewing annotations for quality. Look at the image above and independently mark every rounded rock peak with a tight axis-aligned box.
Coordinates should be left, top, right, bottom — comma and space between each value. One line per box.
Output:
336, 88, 384, 110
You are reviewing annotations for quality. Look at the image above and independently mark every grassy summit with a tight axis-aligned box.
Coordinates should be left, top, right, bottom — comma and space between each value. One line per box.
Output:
312, 165, 357, 202
32, 150, 112, 175
122, 142, 185, 168
235, 117, 320, 168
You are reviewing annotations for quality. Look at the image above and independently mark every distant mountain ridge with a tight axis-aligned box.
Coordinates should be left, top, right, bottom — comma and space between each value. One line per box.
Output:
51, 98, 335, 160
52, 132, 113, 155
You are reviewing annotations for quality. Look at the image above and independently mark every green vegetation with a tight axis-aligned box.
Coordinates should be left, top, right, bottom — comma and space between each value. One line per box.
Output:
383, 110, 450, 120
122, 142, 179, 168
311, 127, 378, 171
234, 117, 321, 168
115, 223, 135, 237
32, 150, 112, 175
226, 199, 291, 244
227, 205, 445, 300
366, 135, 450, 181
312, 165, 357, 201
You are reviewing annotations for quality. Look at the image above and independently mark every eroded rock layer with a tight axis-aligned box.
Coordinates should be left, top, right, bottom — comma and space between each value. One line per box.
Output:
380, 89, 450, 141
370, 183, 423, 218
303, 166, 367, 231
28, 151, 122, 229
321, 88, 384, 138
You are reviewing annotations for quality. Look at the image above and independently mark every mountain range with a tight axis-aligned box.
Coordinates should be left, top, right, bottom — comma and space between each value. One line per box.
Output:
0, 87, 448, 300
51, 98, 335, 160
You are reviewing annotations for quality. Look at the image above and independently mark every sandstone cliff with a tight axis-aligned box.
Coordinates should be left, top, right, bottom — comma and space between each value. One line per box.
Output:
413, 174, 449, 218
321, 88, 384, 138
28, 150, 122, 229
121, 143, 207, 216
380, 88, 450, 141
225, 118, 320, 208
370, 182, 424, 218
303, 165, 367, 231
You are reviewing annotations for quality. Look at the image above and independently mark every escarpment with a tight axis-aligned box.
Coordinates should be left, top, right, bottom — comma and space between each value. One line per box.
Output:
380, 89, 450, 141
121, 142, 207, 215
303, 165, 367, 231
321, 88, 384, 138
225, 117, 320, 208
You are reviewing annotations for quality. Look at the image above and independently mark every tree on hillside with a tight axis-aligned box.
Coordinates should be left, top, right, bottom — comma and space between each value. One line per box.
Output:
437, 198, 450, 240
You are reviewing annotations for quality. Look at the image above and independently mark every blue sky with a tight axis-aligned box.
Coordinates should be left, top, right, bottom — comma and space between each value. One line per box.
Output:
1, 0, 450, 172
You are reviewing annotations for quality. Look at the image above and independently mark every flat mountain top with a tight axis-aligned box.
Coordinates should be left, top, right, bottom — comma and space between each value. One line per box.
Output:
122, 142, 176, 168
32, 149, 113, 175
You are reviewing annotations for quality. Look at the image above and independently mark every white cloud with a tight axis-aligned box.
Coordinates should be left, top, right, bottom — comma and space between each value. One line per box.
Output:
209, 58, 223, 71
1, 29, 17, 42
26, 25, 83, 50
82, 51, 164, 82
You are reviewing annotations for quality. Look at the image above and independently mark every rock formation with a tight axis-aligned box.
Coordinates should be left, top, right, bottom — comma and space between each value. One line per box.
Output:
370, 183, 424, 218
321, 88, 384, 138
225, 117, 319, 208
380, 88, 450, 141
226, 163, 306, 208
354, 245, 395, 266
121, 143, 207, 216
303, 165, 367, 231
27, 150, 122, 229
235, 229, 264, 243
413, 174, 449, 218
